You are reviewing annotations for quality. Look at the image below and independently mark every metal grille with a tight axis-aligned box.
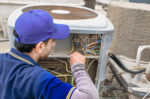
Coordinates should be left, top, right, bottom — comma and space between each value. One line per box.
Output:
22, 6, 98, 20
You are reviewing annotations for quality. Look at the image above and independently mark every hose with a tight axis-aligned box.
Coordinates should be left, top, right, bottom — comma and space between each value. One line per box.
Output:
108, 62, 128, 90
108, 61, 150, 97
108, 53, 146, 74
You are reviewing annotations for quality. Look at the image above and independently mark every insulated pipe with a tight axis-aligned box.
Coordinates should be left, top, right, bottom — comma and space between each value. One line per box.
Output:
108, 61, 150, 97
136, 45, 150, 67
108, 52, 146, 74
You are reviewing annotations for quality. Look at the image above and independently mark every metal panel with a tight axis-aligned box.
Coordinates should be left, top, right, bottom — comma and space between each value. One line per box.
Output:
95, 32, 113, 91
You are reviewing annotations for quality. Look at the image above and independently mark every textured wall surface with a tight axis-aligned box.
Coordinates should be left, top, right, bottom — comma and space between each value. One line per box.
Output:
107, 1, 150, 61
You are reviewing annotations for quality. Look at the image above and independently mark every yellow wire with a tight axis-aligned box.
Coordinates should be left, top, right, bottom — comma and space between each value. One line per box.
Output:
53, 58, 72, 74
50, 70, 68, 82
87, 41, 99, 47
44, 58, 73, 83
84, 49, 97, 56
80, 36, 89, 46
69, 42, 75, 54
86, 59, 96, 72
45, 69, 70, 82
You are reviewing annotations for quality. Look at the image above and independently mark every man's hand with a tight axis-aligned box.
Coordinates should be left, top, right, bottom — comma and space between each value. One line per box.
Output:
70, 52, 86, 67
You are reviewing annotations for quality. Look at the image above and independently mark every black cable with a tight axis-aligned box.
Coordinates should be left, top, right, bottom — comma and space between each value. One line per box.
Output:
108, 62, 128, 90
108, 61, 150, 97
108, 53, 146, 74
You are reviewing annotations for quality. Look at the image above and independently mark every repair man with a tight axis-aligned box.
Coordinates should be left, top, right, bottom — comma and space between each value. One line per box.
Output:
0, 9, 99, 99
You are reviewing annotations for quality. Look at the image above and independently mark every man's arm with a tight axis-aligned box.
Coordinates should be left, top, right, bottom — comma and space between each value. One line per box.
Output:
70, 52, 99, 99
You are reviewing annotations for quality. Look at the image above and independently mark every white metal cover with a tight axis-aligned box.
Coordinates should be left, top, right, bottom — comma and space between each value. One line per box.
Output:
8, 4, 114, 34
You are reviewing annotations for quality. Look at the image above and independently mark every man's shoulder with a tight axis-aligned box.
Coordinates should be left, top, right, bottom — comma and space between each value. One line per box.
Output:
0, 53, 9, 62
0, 53, 7, 57
15, 65, 56, 87
22, 65, 48, 75
22, 65, 54, 79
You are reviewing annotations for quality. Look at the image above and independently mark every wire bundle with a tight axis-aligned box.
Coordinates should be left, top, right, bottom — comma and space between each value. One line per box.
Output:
70, 34, 101, 56
40, 58, 97, 86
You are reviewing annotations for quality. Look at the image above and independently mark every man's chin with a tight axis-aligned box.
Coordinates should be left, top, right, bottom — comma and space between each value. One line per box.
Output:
38, 52, 51, 61
39, 56, 49, 61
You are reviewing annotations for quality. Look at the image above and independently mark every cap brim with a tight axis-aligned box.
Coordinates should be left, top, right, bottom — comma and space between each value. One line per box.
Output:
50, 24, 70, 40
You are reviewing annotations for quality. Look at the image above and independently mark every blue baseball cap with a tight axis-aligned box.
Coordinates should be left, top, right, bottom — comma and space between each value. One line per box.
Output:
14, 9, 70, 44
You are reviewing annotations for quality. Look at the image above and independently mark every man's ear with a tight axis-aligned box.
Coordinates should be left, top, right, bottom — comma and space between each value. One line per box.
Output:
34, 42, 45, 54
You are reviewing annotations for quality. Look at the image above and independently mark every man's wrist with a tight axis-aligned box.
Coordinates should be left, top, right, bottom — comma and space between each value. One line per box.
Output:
71, 62, 83, 67
71, 63, 86, 73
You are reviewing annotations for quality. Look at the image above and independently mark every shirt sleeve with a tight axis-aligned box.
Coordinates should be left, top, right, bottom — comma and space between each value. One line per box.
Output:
35, 70, 74, 99
70, 63, 99, 99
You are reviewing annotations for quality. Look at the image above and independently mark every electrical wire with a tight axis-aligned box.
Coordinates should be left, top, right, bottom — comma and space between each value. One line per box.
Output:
46, 69, 71, 82
86, 59, 96, 71
80, 36, 89, 46
84, 49, 97, 56
108, 62, 128, 90
108, 52, 146, 74
45, 34, 101, 84
53, 58, 72, 74
86, 40, 100, 47
48, 58, 73, 83
117, 67, 146, 75
71, 76, 74, 86
108, 61, 150, 97
69, 41, 75, 54
72, 34, 101, 56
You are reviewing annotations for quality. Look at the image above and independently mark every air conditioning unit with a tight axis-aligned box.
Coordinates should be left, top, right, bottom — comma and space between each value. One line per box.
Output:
8, 4, 114, 90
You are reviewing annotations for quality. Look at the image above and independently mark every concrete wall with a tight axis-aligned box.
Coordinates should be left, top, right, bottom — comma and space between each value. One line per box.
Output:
108, 1, 150, 61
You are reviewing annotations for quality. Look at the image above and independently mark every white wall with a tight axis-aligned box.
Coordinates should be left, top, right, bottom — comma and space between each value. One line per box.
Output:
0, 3, 26, 19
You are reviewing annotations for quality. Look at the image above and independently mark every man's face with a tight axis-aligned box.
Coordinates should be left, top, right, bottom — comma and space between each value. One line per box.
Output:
39, 39, 56, 60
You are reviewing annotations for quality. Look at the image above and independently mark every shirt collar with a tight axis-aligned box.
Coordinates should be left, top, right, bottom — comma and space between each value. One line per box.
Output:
10, 48, 39, 66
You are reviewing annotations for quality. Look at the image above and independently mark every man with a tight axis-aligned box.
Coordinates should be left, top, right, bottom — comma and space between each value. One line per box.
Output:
0, 9, 99, 99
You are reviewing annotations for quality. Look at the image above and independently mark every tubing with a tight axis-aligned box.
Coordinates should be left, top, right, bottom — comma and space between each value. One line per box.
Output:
108, 53, 146, 74
108, 61, 150, 97
108, 62, 128, 90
